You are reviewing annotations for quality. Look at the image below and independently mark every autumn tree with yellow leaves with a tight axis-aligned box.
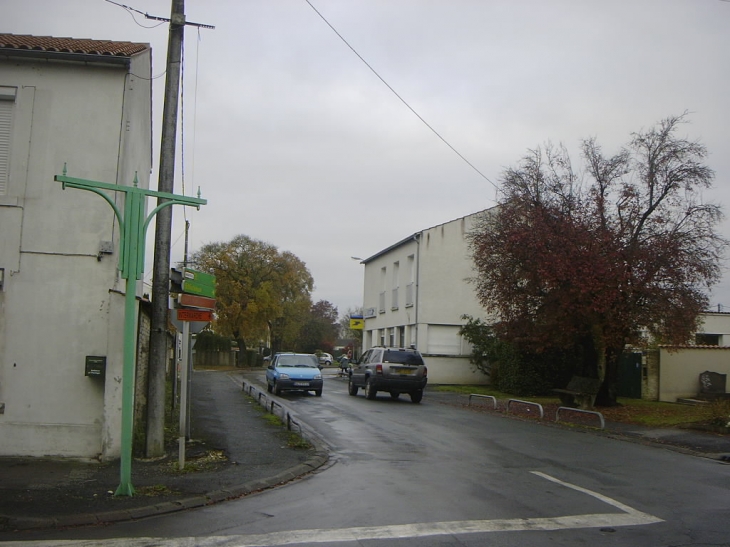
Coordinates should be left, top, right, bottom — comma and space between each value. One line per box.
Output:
192, 235, 313, 365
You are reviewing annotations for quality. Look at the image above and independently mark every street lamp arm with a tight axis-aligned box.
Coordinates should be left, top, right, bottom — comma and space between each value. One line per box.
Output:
143, 196, 207, 234
54, 166, 206, 497
55, 175, 125, 230
146, 188, 206, 206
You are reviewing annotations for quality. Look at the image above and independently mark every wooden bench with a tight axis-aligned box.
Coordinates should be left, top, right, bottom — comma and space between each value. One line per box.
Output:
553, 376, 601, 409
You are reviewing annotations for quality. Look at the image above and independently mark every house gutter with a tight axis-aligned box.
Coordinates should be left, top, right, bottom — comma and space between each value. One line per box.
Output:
0, 49, 133, 68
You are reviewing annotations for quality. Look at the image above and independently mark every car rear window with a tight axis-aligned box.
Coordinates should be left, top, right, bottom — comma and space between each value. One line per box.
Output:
382, 350, 424, 366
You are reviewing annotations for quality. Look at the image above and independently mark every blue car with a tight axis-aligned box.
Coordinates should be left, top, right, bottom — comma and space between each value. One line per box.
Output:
266, 353, 323, 396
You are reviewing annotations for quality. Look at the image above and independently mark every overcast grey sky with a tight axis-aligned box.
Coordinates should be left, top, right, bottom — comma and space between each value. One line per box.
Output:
5, 0, 730, 315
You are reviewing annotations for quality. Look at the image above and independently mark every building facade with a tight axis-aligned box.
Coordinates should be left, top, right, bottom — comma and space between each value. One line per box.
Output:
361, 206, 730, 393
0, 35, 152, 458
361, 210, 494, 384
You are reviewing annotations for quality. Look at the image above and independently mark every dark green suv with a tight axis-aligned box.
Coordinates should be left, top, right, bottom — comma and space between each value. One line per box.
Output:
348, 347, 427, 403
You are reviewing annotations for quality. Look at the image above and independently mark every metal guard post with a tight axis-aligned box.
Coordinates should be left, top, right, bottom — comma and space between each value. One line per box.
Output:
507, 399, 544, 419
468, 394, 497, 409
556, 406, 605, 429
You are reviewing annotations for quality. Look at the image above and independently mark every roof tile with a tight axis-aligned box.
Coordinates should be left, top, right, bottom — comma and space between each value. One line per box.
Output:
0, 34, 149, 57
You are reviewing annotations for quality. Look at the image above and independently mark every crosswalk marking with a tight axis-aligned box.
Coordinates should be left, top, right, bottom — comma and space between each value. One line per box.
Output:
1, 472, 662, 546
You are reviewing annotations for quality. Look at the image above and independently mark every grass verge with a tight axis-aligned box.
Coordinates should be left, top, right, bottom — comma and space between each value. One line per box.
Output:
248, 395, 313, 449
431, 385, 721, 428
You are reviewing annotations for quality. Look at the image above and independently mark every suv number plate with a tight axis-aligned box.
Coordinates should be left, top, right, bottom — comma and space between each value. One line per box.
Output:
392, 368, 415, 375
294, 382, 310, 386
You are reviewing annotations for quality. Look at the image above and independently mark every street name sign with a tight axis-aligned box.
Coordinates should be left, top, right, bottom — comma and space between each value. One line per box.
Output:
177, 308, 213, 322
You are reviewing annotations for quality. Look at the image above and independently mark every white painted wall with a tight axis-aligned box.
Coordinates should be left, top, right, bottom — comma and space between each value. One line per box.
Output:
0, 50, 151, 458
418, 213, 489, 325
362, 236, 418, 338
361, 210, 494, 384
658, 347, 730, 402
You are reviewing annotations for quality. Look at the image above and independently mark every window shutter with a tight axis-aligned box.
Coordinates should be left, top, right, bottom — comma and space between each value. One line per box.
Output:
0, 100, 12, 194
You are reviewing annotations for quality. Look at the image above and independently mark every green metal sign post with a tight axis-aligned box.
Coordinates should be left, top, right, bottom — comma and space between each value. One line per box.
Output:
55, 165, 206, 496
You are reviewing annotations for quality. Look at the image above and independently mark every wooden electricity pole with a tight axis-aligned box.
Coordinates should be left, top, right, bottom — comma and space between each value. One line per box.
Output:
146, 0, 213, 458
146, 0, 186, 458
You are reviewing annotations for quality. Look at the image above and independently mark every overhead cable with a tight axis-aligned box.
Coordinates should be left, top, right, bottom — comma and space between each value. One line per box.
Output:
304, 0, 498, 191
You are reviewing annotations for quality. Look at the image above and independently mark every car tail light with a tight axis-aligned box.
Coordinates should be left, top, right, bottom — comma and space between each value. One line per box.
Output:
423, 366, 427, 378
375, 364, 383, 374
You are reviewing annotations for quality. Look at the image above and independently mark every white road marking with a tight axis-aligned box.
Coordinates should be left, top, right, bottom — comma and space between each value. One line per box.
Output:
1, 472, 663, 546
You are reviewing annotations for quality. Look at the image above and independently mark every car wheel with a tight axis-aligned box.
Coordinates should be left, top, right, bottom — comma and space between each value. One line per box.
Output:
274, 382, 282, 396
325, 360, 331, 366
410, 389, 423, 403
314, 389, 322, 397
348, 378, 359, 396
365, 377, 377, 400
390, 392, 400, 400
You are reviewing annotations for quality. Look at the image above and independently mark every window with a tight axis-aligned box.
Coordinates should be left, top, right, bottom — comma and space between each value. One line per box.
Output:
426, 325, 462, 355
391, 261, 399, 309
696, 333, 720, 346
406, 255, 415, 307
0, 86, 17, 195
366, 349, 382, 364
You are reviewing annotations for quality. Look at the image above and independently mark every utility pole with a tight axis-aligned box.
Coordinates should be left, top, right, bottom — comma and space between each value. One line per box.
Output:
146, 0, 214, 458
146, 0, 185, 458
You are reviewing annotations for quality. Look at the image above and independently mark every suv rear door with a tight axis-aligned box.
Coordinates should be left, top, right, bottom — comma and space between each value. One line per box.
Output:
380, 349, 425, 378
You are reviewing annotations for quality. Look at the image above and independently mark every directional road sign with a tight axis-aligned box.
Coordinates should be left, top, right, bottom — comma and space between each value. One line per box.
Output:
179, 293, 216, 310
182, 268, 216, 298
177, 308, 213, 322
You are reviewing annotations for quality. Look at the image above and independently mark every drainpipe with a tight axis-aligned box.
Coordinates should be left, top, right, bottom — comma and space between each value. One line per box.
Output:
412, 233, 421, 349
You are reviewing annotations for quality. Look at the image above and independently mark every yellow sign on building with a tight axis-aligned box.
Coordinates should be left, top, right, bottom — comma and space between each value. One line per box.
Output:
349, 318, 364, 330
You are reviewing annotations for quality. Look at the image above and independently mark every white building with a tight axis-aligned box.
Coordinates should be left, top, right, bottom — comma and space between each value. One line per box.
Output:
360, 210, 494, 384
694, 312, 730, 346
0, 35, 152, 459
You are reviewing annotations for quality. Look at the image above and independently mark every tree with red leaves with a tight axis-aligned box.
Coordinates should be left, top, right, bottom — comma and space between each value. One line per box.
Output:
469, 114, 727, 405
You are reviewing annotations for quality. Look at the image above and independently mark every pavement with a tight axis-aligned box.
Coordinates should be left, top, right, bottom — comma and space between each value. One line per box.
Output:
1, 368, 729, 534
0, 368, 329, 534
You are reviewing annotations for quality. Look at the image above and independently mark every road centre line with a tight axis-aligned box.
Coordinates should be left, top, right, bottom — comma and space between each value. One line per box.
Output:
2, 472, 663, 547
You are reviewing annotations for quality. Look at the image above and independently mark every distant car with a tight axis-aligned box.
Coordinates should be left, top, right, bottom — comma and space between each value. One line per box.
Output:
266, 353, 323, 396
348, 347, 427, 403
318, 353, 333, 366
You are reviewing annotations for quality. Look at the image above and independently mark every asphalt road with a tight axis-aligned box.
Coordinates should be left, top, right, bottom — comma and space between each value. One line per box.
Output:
6, 370, 730, 546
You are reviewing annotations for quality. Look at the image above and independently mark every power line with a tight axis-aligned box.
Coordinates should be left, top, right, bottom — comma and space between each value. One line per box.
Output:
104, 0, 215, 29
104, 0, 167, 28
304, 0, 498, 191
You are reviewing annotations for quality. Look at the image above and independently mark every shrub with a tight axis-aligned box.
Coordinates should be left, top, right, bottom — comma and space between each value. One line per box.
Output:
459, 315, 574, 396
194, 330, 233, 352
